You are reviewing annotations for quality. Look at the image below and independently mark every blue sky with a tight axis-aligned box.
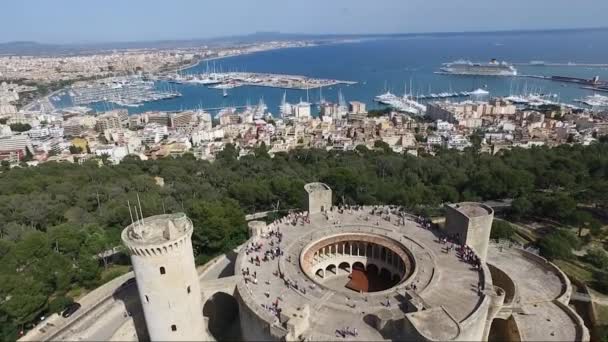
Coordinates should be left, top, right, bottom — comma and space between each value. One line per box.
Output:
2, 0, 607, 43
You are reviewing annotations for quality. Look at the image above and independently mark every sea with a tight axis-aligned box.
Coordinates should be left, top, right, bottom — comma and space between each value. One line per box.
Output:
57, 29, 608, 116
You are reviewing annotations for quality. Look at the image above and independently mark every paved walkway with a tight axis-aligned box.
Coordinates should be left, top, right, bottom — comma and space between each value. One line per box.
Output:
487, 245, 580, 341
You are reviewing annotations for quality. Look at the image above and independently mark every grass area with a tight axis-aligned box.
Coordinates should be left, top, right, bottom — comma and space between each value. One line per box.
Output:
66, 287, 85, 300
589, 287, 608, 302
597, 305, 608, 325
57, 265, 131, 303
511, 231, 530, 245
554, 259, 594, 283
512, 224, 540, 243
99, 264, 131, 283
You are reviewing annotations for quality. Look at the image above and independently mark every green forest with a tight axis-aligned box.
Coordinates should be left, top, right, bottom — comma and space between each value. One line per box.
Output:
1, 142, 608, 339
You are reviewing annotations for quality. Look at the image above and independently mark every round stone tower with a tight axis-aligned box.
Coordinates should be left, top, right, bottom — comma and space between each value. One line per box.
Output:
304, 182, 332, 214
121, 213, 209, 341
444, 202, 494, 262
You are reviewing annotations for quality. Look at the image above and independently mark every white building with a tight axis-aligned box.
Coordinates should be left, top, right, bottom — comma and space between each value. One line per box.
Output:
191, 128, 225, 146
94, 145, 129, 163
293, 101, 311, 119
26, 127, 50, 139
447, 135, 472, 151
435, 120, 454, 131
427, 135, 443, 146
140, 124, 168, 145
0, 124, 12, 137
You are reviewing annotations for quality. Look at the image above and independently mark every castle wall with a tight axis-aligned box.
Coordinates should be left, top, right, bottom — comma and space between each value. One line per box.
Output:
444, 206, 470, 244
466, 213, 494, 262
235, 286, 280, 341
487, 264, 517, 305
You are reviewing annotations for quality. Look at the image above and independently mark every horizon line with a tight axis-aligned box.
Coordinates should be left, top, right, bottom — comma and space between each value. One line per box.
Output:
2, 25, 607, 47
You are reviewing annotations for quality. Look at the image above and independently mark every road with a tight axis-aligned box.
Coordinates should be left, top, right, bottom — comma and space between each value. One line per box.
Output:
19, 272, 134, 342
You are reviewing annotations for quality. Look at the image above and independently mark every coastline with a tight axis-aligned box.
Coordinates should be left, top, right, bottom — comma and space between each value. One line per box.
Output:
23, 41, 324, 110
171, 41, 322, 75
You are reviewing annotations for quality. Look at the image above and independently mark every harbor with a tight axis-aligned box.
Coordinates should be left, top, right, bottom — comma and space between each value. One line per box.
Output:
69, 76, 181, 107
574, 94, 608, 107
44, 35, 608, 116
155, 72, 357, 91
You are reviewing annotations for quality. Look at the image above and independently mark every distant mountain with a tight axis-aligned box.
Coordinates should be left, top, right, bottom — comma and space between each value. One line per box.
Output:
0, 41, 65, 55
1, 27, 607, 56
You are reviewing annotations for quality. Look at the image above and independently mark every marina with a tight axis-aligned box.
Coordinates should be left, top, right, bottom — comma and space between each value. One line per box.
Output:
70, 76, 181, 107
373, 87, 493, 115
574, 94, 608, 107
46, 32, 608, 116
156, 72, 356, 91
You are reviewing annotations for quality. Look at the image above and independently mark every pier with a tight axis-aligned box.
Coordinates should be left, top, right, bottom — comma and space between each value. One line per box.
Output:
157, 72, 357, 90
513, 62, 608, 67
517, 74, 608, 92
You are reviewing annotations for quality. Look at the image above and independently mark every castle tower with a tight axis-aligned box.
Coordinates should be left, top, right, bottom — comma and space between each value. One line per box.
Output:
121, 213, 209, 341
304, 182, 332, 214
444, 202, 494, 262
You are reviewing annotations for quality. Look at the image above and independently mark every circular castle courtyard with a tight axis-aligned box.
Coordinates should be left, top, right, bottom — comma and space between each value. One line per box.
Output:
21, 183, 590, 342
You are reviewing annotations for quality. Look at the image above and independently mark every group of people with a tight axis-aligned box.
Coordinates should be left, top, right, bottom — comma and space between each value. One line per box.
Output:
262, 297, 283, 320
276, 270, 308, 295
262, 246, 283, 262
331, 204, 364, 214
241, 267, 258, 284
245, 241, 263, 255
458, 244, 481, 270
405, 281, 419, 292
416, 215, 434, 230
437, 232, 481, 268
439, 236, 457, 254
268, 211, 311, 228
335, 327, 359, 338
289, 211, 311, 226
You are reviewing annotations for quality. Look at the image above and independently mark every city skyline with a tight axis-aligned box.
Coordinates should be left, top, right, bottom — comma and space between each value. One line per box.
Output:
3, 0, 608, 44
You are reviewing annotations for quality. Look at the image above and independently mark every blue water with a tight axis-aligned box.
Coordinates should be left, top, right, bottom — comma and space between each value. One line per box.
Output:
65, 29, 608, 115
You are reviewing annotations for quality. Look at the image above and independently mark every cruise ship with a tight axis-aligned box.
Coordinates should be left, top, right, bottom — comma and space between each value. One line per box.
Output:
439, 59, 517, 76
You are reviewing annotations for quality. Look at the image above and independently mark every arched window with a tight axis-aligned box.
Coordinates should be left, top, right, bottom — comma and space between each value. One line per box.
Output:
187, 286, 191, 294
160, 266, 166, 275
171, 324, 177, 331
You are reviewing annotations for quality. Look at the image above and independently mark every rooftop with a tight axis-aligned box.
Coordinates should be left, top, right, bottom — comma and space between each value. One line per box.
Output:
304, 182, 331, 193
121, 212, 192, 246
451, 202, 493, 218
487, 245, 580, 341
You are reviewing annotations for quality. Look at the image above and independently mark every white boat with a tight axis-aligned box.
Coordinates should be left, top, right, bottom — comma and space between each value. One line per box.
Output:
223, 88, 228, 97
469, 88, 490, 96
374, 91, 399, 104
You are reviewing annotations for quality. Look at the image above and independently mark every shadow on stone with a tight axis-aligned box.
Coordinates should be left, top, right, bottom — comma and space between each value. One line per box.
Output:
217, 251, 238, 278
112, 282, 149, 341
203, 292, 241, 341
